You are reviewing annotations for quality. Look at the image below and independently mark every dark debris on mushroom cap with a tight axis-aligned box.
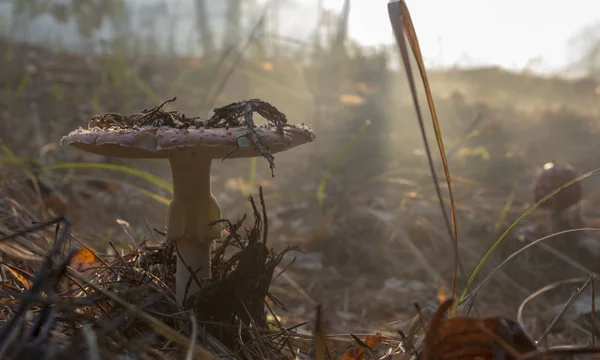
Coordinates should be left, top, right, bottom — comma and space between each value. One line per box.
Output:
60, 99, 315, 168
87, 110, 201, 129
533, 162, 582, 211
87, 98, 288, 131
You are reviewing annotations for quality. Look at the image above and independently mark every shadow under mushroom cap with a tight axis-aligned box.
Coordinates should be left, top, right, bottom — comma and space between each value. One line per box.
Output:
60, 124, 316, 159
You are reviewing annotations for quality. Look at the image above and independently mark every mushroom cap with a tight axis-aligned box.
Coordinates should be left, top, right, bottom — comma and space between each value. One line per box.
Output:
60, 124, 316, 159
533, 162, 582, 211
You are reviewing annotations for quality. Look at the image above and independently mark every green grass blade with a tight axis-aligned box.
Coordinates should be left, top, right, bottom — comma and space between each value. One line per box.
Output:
41, 173, 170, 206
131, 74, 160, 103
388, 0, 462, 312
42, 162, 173, 193
492, 183, 517, 235
15, 73, 31, 97
316, 119, 370, 206
0, 143, 17, 162
459, 167, 600, 303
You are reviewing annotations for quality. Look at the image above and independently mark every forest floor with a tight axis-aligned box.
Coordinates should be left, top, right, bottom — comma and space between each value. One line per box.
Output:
3, 38, 600, 352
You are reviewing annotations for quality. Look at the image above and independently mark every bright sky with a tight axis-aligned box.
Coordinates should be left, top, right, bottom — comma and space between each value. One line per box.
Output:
284, 0, 600, 75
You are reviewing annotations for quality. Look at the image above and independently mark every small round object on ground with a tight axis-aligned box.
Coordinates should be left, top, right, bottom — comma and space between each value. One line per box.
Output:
533, 162, 582, 211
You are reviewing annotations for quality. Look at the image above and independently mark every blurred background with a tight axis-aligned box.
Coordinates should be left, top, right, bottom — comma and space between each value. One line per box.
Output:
3, 0, 600, 343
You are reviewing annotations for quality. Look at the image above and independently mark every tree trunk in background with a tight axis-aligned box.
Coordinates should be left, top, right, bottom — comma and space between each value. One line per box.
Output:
245, 0, 267, 60
194, 0, 215, 56
315, 0, 324, 49
269, 0, 279, 58
111, 2, 132, 52
223, 0, 242, 49
333, 0, 350, 49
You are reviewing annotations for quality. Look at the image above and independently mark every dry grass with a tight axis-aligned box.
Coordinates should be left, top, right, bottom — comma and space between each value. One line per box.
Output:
0, 174, 306, 359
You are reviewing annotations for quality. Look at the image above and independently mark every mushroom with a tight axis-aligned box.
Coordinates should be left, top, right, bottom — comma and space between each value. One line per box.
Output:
61, 122, 316, 304
533, 161, 582, 232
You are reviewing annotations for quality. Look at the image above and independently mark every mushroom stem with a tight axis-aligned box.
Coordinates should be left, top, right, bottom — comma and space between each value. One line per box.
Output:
166, 150, 222, 304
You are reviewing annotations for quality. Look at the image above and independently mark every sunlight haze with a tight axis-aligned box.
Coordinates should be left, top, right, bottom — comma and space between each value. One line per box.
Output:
289, 0, 600, 74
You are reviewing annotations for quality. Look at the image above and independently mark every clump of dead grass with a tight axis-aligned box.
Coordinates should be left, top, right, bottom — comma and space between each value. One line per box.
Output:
0, 173, 305, 359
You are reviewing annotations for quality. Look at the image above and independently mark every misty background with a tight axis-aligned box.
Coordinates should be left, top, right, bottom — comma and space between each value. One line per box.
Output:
4, 0, 600, 344
3, 0, 600, 77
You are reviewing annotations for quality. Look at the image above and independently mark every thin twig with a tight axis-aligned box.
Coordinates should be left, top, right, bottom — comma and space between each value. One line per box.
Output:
82, 325, 101, 360
464, 228, 600, 303
186, 312, 198, 360
537, 275, 595, 343
259, 186, 268, 246
0, 215, 64, 243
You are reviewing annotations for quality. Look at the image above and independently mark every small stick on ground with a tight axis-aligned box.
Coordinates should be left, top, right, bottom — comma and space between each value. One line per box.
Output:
537, 275, 595, 343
